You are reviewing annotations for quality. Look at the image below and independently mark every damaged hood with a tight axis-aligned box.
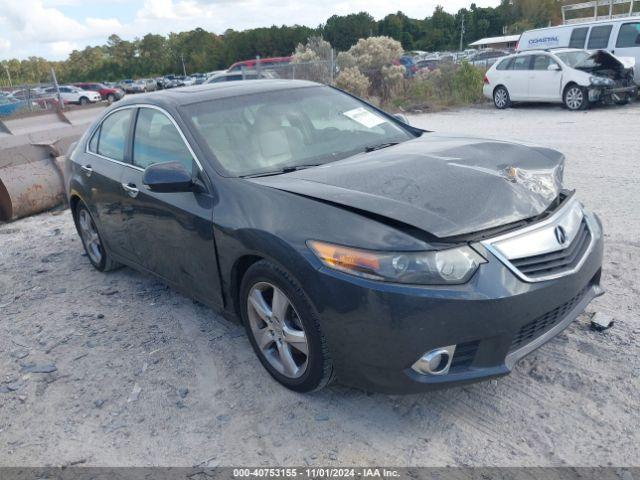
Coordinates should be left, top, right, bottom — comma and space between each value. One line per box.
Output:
575, 50, 636, 75
248, 134, 565, 238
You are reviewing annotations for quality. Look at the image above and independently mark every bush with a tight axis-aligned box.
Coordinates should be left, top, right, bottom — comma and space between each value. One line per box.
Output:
392, 61, 485, 111
335, 67, 371, 98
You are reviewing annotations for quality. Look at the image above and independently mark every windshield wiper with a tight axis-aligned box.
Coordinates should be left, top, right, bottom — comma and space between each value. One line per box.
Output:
241, 164, 322, 178
364, 142, 399, 153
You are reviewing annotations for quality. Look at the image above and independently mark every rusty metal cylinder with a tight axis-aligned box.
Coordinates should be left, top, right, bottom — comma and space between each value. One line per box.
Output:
0, 158, 66, 221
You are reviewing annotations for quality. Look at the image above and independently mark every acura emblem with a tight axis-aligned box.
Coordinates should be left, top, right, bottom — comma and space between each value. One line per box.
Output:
555, 226, 567, 245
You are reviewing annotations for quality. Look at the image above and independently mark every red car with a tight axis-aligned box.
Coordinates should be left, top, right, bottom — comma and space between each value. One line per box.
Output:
227, 56, 291, 72
74, 82, 124, 102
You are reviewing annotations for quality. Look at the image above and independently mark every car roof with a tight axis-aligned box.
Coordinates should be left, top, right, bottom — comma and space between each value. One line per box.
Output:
116, 79, 321, 109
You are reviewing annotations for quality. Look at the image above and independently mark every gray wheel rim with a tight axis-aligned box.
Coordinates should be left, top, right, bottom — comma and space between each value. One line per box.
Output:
247, 282, 309, 379
78, 209, 102, 264
566, 87, 583, 110
495, 89, 508, 108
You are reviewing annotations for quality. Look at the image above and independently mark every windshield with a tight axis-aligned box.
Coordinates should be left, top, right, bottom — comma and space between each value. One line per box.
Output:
556, 51, 591, 67
183, 86, 415, 177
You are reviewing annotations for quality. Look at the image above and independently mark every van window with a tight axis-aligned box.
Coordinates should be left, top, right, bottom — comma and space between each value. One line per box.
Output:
616, 22, 640, 48
569, 27, 589, 48
587, 25, 613, 49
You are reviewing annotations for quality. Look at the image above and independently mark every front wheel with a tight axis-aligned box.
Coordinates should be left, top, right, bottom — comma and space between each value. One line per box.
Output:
493, 86, 511, 109
240, 260, 334, 392
79, 97, 89, 105
564, 85, 589, 110
106, 93, 115, 103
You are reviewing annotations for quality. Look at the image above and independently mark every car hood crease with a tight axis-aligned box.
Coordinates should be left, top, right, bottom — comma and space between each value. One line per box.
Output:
248, 134, 565, 239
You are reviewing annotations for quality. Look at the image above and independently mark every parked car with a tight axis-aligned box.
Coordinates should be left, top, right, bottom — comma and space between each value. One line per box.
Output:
176, 76, 196, 87
119, 79, 145, 94
467, 49, 509, 68
74, 82, 124, 102
0, 96, 29, 116
44, 86, 101, 105
484, 48, 637, 110
162, 75, 179, 89
66, 80, 603, 393
415, 59, 441, 72
191, 73, 208, 85
204, 70, 277, 83
518, 16, 640, 83
227, 56, 291, 72
140, 79, 157, 92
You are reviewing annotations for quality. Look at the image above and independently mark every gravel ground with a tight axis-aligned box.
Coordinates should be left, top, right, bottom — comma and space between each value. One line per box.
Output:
1, 102, 639, 468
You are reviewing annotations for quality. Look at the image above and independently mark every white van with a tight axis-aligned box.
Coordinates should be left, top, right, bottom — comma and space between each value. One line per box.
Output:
518, 17, 640, 83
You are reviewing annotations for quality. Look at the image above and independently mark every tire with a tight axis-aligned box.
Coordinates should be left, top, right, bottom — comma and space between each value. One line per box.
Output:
564, 85, 589, 111
493, 86, 511, 109
79, 97, 89, 105
106, 94, 115, 103
240, 260, 334, 392
73, 201, 121, 272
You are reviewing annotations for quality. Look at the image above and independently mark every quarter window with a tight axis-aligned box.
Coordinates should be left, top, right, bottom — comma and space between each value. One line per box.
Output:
587, 25, 613, 49
133, 108, 194, 172
616, 22, 640, 48
569, 27, 589, 48
96, 109, 133, 162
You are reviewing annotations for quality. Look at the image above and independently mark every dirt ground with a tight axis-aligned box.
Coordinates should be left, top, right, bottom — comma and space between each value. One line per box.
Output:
1, 102, 639, 468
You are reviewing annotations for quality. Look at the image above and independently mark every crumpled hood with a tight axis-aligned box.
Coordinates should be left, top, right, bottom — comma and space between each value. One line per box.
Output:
249, 134, 565, 238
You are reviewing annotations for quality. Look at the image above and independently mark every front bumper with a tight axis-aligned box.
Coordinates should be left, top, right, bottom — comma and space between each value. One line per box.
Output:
306, 211, 604, 394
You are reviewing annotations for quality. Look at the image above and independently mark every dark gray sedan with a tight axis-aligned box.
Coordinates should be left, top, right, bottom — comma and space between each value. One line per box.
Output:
65, 80, 604, 393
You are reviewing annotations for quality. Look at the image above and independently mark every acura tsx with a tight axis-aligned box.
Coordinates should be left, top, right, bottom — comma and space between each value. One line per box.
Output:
65, 80, 604, 393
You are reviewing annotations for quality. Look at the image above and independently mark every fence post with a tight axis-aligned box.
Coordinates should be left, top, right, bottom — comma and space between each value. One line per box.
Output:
50, 67, 64, 110
330, 49, 335, 84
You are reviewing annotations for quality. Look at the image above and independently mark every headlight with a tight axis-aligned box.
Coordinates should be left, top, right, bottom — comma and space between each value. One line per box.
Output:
307, 241, 486, 285
589, 76, 614, 87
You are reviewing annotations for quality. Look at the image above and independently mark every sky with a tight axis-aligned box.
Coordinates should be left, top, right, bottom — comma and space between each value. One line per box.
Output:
0, 0, 501, 61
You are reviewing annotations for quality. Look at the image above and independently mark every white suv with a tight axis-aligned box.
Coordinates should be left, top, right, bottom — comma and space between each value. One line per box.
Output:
483, 48, 637, 110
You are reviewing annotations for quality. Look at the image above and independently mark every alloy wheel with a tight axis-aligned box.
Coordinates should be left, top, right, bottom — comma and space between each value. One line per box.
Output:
565, 87, 584, 110
78, 208, 103, 265
494, 88, 508, 108
246, 282, 309, 379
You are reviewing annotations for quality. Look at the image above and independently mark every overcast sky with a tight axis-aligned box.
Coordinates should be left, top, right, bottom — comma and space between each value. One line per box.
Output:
0, 0, 501, 61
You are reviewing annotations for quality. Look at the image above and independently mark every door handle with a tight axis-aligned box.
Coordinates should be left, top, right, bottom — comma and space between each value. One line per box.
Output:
81, 164, 92, 177
121, 183, 139, 198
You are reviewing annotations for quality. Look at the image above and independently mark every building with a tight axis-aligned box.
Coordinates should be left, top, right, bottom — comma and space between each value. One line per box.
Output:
468, 34, 521, 50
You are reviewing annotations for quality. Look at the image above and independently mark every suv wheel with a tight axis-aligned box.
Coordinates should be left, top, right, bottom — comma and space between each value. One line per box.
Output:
240, 260, 334, 392
79, 97, 89, 105
493, 86, 511, 109
106, 93, 115, 103
564, 85, 588, 110
74, 202, 121, 272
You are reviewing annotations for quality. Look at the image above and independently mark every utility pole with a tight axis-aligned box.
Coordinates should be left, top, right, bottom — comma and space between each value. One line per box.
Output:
50, 67, 63, 110
181, 54, 187, 76
459, 14, 465, 52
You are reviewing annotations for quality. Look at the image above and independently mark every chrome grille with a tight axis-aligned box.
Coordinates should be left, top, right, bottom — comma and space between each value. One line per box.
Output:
510, 220, 591, 280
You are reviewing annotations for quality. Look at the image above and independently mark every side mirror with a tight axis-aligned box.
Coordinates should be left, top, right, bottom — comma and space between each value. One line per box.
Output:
143, 161, 193, 193
548, 63, 561, 71
393, 113, 410, 125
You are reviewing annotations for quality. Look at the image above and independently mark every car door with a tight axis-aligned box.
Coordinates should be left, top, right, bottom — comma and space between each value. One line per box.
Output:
528, 54, 563, 101
503, 55, 532, 100
82, 107, 136, 258
613, 21, 640, 83
118, 106, 223, 306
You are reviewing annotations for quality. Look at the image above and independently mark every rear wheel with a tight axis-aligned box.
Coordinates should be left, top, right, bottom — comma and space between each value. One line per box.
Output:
74, 202, 121, 272
240, 260, 334, 392
493, 86, 511, 109
564, 85, 588, 110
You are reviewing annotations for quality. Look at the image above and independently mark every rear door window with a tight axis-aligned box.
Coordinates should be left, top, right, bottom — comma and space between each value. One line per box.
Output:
616, 22, 640, 48
96, 109, 133, 162
569, 27, 589, 48
587, 25, 613, 49
510, 56, 531, 70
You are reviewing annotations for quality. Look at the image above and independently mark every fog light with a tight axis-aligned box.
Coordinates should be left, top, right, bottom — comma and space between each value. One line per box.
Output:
411, 345, 456, 376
